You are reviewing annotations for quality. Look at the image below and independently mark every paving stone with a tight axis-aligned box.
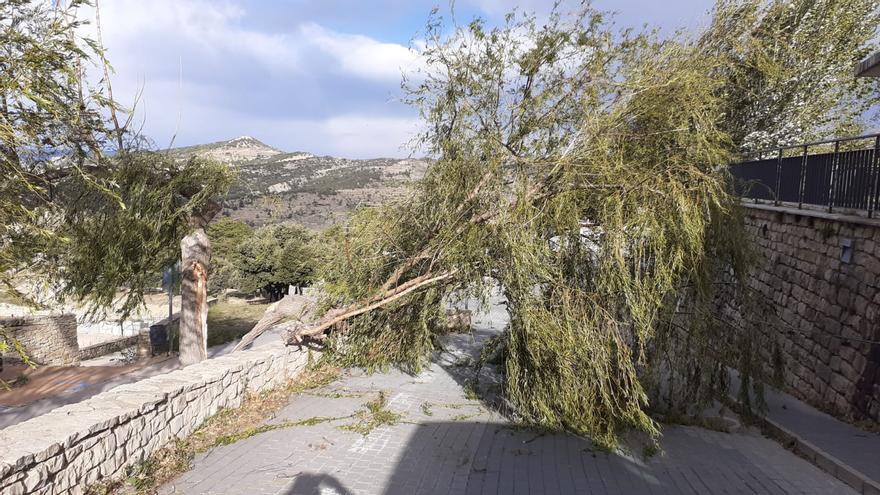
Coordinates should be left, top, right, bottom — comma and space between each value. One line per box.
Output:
162, 301, 855, 495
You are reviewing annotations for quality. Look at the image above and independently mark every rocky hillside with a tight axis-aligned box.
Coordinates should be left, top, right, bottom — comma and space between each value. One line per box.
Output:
171, 137, 429, 230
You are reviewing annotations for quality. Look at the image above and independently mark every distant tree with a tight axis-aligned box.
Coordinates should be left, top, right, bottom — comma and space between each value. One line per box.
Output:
236, 224, 316, 301
702, 0, 880, 150
206, 218, 253, 293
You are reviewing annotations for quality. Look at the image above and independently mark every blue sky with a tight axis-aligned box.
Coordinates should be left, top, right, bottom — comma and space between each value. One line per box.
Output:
92, 0, 714, 158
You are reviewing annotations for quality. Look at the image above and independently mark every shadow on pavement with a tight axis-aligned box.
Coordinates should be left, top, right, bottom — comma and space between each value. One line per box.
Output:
284, 472, 354, 495
379, 420, 841, 494
377, 420, 671, 495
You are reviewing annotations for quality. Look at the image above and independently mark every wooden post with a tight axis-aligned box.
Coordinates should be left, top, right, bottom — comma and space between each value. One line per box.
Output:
179, 204, 218, 366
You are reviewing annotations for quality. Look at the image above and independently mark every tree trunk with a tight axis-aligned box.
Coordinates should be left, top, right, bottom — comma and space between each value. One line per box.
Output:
179, 203, 219, 366
179, 227, 210, 366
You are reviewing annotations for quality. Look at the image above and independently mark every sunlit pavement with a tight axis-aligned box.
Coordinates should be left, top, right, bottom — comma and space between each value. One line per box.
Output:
160, 304, 853, 495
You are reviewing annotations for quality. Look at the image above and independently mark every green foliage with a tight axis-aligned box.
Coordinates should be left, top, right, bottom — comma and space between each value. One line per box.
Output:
206, 218, 253, 292
208, 218, 254, 258
702, 0, 880, 150
0, 1, 233, 322
236, 224, 317, 300
313, 0, 874, 449
55, 153, 233, 318
339, 391, 404, 435
206, 219, 319, 299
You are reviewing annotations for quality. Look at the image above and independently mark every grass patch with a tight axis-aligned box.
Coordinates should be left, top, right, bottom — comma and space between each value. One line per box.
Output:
306, 389, 363, 399
450, 412, 482, 421
213, 415, 351, 446
339, 391, 404, 436
463, 382, 479, 401
0, 289, 20, 305
206, 299, 270, 347
86, 360, 341, 495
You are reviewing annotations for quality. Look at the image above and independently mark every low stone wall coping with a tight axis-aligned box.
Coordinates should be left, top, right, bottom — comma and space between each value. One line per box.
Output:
742, 201, 880, 228
79, 334, 141, 361
0, 341, 310, 494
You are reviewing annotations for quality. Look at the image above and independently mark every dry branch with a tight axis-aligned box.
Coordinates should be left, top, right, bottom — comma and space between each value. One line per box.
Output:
232, 294, 316, 351
233, 269, 455, 351
285, 270, 455, 344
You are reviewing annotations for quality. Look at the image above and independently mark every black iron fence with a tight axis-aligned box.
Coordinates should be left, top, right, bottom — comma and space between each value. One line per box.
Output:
729, 133, 880, 217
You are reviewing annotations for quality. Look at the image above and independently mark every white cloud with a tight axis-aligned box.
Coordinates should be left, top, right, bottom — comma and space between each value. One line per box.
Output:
74, 0, 426, 157
301, 23, 424, 82
88, 0, 423, 82
91, 0, 301, 73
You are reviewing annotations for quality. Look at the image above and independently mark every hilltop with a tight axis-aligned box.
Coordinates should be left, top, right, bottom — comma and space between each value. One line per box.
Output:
170, 136, 429, 230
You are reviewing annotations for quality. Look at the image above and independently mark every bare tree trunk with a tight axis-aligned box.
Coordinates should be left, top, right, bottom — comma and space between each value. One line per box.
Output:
179, 204, 219, 366
179, 228, 209, 365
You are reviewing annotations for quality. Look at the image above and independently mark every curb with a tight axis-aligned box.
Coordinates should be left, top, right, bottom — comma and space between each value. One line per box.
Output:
757, 413, 880, 495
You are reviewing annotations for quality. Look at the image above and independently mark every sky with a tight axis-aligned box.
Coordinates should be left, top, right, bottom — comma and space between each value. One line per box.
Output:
88, 0, 715, 159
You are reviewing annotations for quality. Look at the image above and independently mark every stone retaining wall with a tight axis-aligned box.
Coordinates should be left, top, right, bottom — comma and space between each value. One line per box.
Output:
78, 334, 142, 361
721, 205, 880, 422
0, 342, 311, 494
0, 314, 79, 366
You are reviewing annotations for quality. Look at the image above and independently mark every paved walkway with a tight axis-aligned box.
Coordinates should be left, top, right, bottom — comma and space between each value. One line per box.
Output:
0, 356, 179, 428
161, 308, 853, 495
0, 329, 274, 429
730, 370, 880, 492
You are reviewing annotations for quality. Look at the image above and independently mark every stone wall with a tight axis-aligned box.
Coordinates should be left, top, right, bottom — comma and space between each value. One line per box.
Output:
78, 334, 141, 361
721, 204, 880, 422
0, 341, 311, 494
0, 314, 79, 366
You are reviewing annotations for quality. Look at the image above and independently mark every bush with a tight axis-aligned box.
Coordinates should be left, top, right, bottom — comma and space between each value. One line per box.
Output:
206, 219, 253, 293
235, 224, 317, 301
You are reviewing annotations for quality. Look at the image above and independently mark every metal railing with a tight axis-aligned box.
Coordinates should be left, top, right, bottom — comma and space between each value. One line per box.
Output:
729, 133, 880, 217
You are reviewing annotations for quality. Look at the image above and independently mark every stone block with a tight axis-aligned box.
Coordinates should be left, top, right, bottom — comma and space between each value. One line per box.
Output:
0, 314, 79, 366
829, 356, 841, 372
829, 373, 850, 394
2, 481, 26, 495
0, 342, 310, 493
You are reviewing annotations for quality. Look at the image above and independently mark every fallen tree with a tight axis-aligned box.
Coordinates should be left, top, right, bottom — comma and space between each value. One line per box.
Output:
235, 1, 879, 448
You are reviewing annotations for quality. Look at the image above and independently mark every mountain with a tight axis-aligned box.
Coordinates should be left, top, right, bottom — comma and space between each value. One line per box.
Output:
170, 136, 429, 230
170, 136, 283, 163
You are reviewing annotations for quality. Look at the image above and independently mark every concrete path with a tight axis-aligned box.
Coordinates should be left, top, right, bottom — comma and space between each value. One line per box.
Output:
161, 308, 853, 495
731, 371, 880, 493
0, 327, 283, 429
0, 356, 180, 428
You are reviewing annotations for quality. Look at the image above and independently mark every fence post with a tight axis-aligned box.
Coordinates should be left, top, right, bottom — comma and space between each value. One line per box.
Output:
870, 136, 880, 218
828, 140, 840, 213
774, 149, 783, 206
798, 145, 808, 209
